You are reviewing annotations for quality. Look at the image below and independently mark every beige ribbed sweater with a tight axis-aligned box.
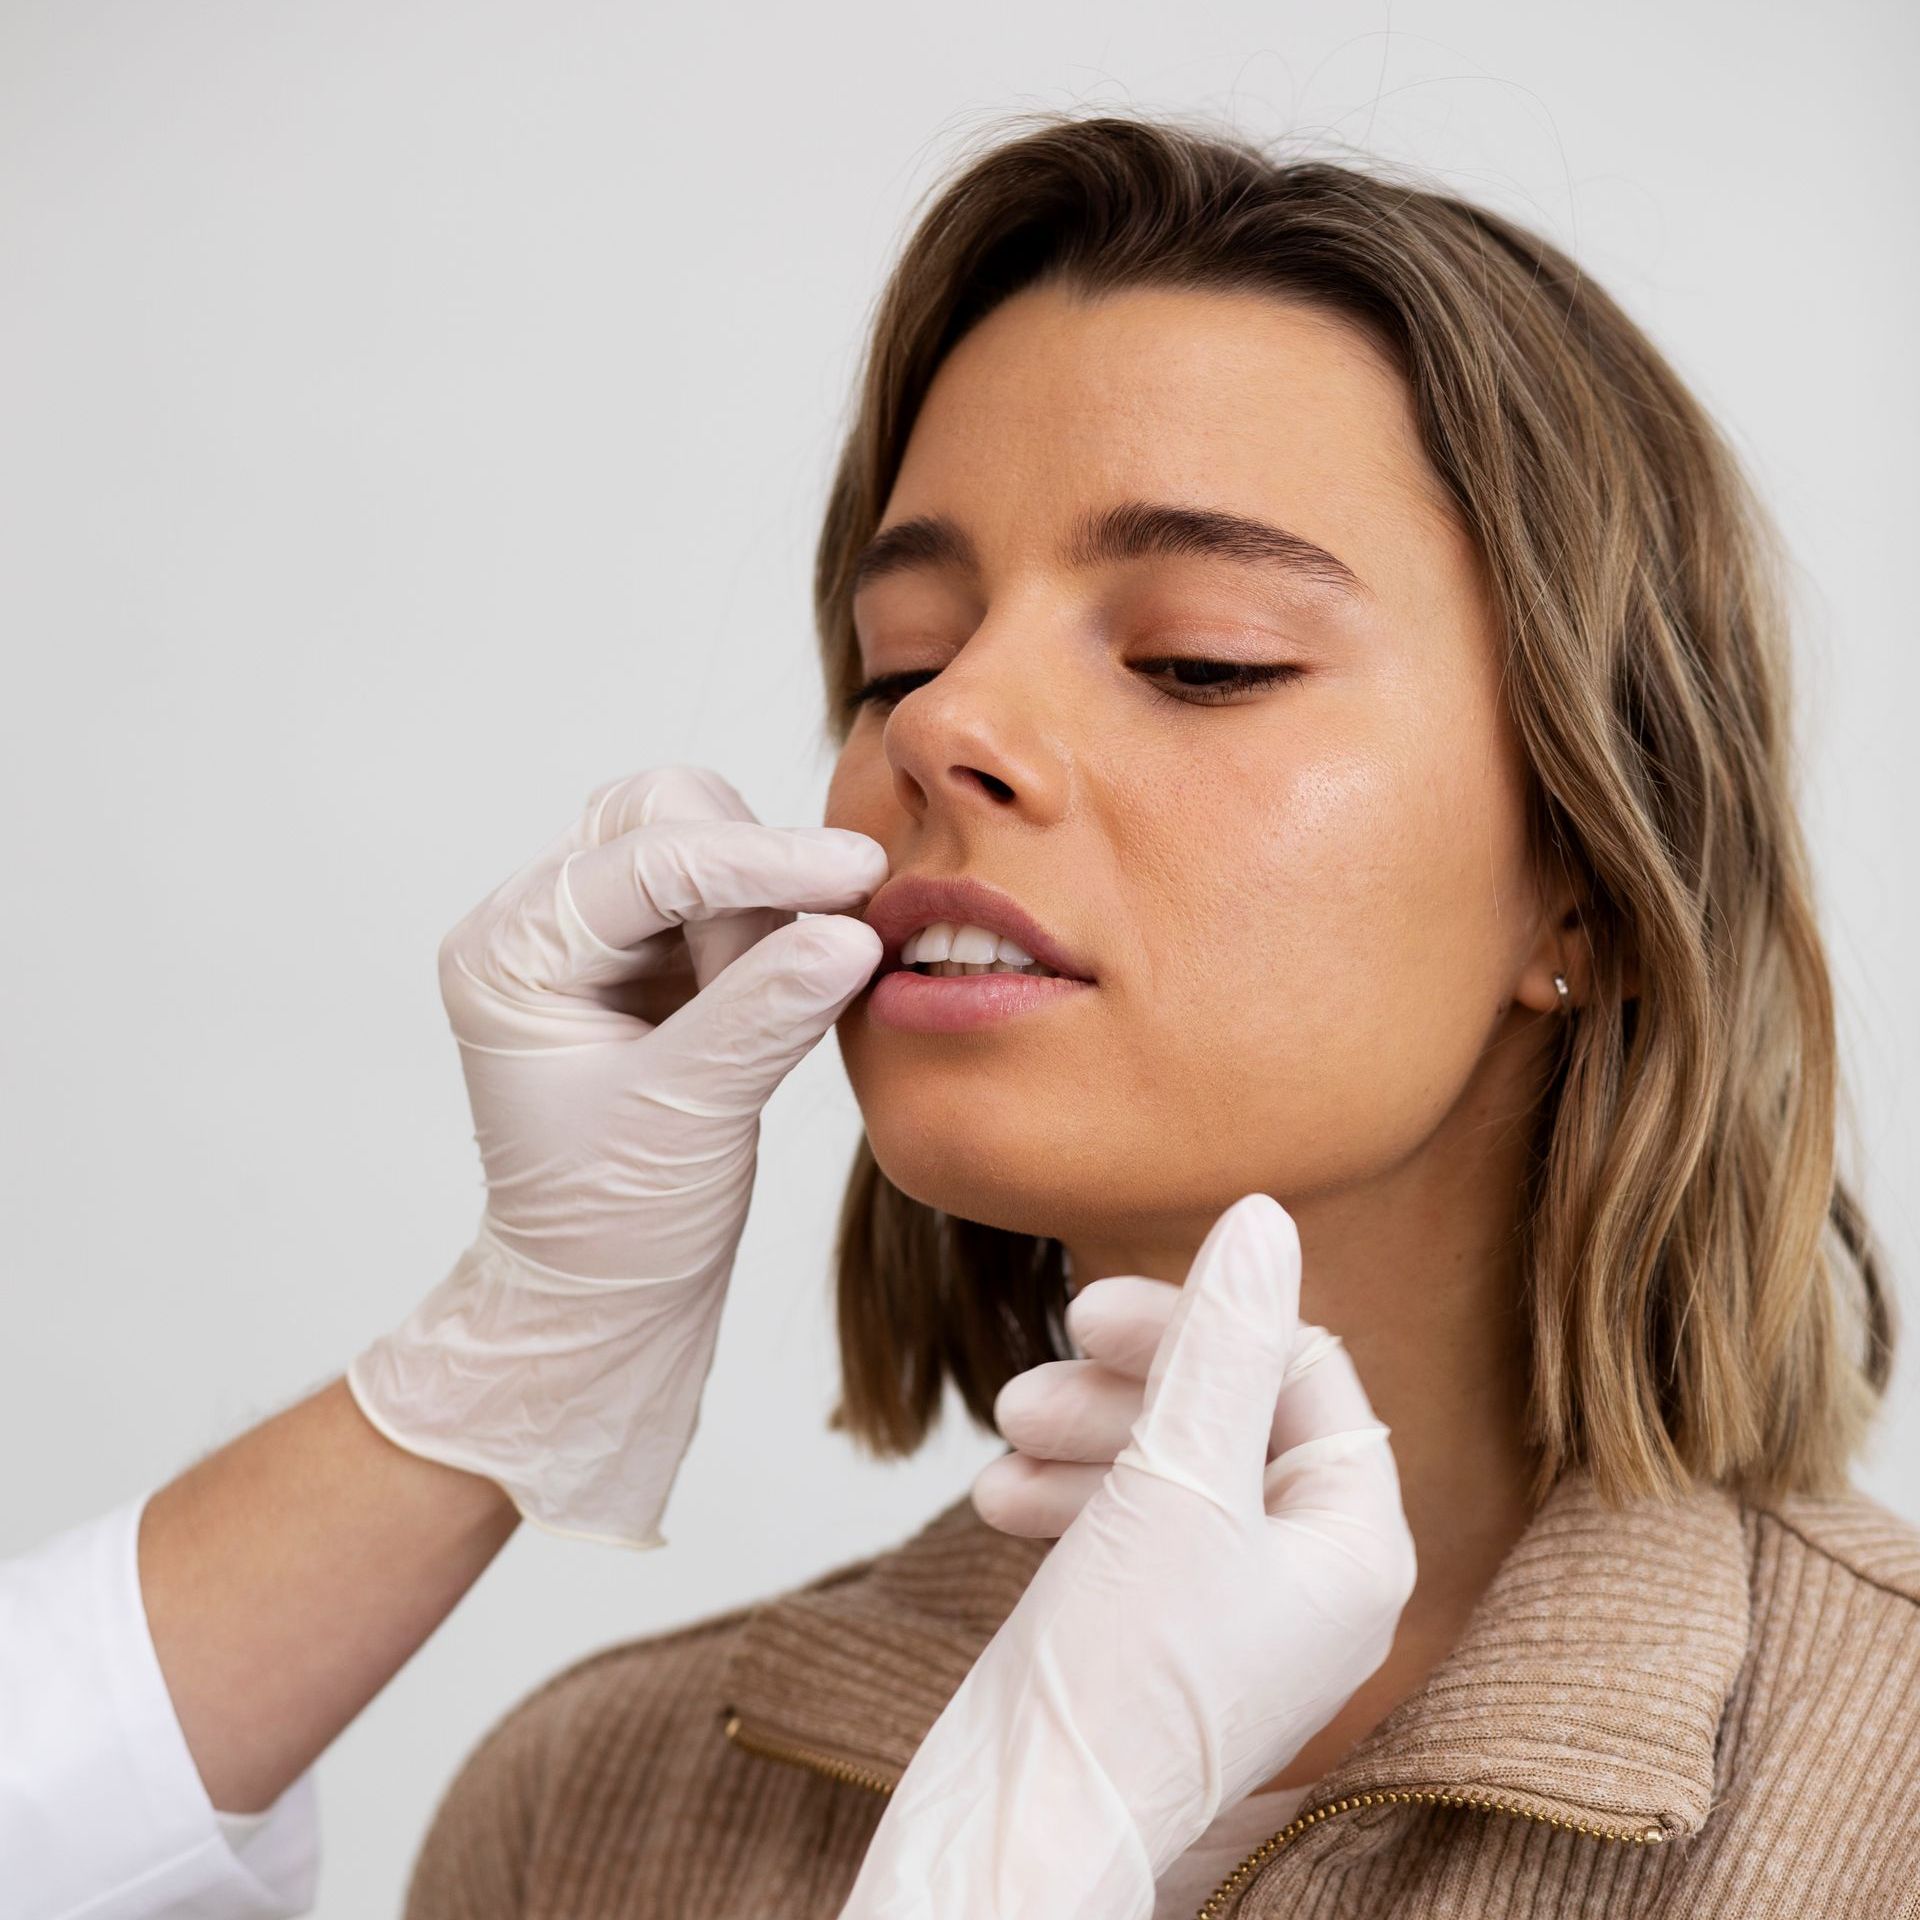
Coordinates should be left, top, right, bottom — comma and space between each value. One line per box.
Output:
403, 1466, 1920, 1917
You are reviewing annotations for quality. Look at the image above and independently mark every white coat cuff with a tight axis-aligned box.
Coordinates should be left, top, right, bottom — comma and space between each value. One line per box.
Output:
0, 1490, 320, 1920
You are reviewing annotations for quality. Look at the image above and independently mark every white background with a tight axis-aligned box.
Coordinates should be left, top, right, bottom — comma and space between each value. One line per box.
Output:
2, 3, 1914, 1912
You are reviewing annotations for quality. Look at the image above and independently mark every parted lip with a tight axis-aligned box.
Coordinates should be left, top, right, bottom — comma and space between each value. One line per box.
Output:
863, 872, 1097, 982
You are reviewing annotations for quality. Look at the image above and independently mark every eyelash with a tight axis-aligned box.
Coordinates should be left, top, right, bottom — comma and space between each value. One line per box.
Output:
844, 657, 1303, 716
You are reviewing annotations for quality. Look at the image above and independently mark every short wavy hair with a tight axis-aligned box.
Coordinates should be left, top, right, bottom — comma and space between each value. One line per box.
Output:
811, 109, 1894, 1506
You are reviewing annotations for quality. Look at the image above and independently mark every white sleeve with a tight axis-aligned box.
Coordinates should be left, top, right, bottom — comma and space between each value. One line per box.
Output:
0, 1491, 321, 1920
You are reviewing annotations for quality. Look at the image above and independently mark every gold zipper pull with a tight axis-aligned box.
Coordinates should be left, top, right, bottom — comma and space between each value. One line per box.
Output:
720, 1705, 899, 1797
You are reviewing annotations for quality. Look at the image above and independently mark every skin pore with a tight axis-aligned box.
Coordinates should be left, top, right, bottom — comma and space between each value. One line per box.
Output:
824, 277, 1593, 1793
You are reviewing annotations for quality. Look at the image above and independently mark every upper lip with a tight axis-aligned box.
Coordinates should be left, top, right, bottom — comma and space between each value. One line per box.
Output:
863, 872, 1097, 982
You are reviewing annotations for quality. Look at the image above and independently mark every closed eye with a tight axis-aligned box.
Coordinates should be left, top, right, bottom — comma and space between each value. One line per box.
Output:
844, 668, 938, 715
1132, 657, 1305, 705
843, 658, 1303, 717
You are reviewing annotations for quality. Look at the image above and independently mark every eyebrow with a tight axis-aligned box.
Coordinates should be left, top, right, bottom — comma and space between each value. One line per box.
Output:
849, 499, 1364, 599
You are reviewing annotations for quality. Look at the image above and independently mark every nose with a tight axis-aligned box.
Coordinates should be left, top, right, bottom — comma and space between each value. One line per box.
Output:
882, 627, 1073, 827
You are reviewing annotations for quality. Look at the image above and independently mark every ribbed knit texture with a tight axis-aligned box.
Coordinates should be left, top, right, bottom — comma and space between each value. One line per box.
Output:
402, 1468, 1920, 1918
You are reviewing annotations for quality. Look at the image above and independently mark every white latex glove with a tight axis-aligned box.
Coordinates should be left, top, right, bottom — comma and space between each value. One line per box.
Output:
346, 764, 887, 1549
836, 1192, 1417, 1920
973, 1269, 1348, 1540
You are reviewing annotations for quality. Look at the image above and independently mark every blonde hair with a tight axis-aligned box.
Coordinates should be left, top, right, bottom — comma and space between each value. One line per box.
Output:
812, 109, 1894, 1505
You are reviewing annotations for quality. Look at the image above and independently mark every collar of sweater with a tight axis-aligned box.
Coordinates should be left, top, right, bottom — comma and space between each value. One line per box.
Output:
714, 1464, 1750, 1842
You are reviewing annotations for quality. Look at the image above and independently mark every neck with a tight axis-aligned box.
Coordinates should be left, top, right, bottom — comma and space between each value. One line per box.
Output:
1044, 1021, 1566, 1781
1058, 1067, 1550, 1784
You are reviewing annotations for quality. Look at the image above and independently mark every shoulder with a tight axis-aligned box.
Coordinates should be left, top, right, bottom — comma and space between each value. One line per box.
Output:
401, 1545, 884, 1919
1747, 1479, 1920, 1609
1723, 1479, 1920, 1877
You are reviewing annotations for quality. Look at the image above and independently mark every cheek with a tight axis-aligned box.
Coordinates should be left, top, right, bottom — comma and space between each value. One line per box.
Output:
1124, 745, 1407, 1066
1109, 702, 1530, 1180
822, 739, 887, 833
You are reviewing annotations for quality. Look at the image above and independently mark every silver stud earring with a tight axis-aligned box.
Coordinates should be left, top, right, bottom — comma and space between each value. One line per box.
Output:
1553, 972, 1572, 1016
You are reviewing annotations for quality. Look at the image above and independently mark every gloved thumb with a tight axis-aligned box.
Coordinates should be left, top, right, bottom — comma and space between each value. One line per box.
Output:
1112, 1192, 1302, 1520
636, 910, 883, 1117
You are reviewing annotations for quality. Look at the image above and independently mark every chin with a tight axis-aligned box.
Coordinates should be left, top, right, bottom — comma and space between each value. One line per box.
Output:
857, 1110, 1083, 1242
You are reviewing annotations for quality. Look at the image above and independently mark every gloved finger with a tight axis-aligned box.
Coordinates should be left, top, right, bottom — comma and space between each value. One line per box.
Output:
992, 1358, 1141, 1461
997, 1326, 1340, 1470
1113, 1193, 1303, 1518
562, 816, 889, 994
1064, 1276, 1179, 1374
970, 1449, 1107, 1538
580, 763, 785, 991
1266, 1324, 1346, 1457
636, 910, 884, 1116
1261, 1333, 1399, 1519
1071, 1276, 1339, 1407
1261, 1334, 1413, 1620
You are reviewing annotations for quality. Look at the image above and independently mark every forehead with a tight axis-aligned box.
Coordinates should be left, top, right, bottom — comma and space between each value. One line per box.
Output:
882, 280, 1460, 582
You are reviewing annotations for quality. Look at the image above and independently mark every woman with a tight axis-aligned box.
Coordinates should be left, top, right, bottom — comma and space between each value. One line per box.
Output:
386, 110, 1917, 1916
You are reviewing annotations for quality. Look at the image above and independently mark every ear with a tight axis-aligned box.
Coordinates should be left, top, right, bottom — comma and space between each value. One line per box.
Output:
1517, 886, 1639, 1018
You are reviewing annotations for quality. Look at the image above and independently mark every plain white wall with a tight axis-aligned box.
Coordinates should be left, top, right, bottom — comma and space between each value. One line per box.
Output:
2, 2, 1914, 1912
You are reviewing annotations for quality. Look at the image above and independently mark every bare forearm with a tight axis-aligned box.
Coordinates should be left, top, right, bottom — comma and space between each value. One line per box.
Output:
138, 1373, 520, 1813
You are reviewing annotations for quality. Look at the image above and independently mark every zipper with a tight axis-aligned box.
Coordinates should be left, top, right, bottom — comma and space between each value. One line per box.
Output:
720, 1708, 1668, 1919
1191, 1789, 1668, 1918
721, 1707, 900, 1797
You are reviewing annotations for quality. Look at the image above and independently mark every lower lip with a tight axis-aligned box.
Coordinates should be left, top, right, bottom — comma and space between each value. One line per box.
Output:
867, 967, 1095, 1033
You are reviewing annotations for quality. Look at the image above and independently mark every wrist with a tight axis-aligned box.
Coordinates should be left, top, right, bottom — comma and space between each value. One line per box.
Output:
839, 1723, 1158, 1920
336, 1371, 519, 1537
142, 1373, 519, 1813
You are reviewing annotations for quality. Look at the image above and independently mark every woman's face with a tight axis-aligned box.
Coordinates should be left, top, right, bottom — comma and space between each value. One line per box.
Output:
825, 280, 1569, 1271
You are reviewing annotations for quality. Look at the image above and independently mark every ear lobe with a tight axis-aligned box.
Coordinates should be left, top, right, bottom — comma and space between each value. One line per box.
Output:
1545, 895, 1646, 1012
1561, 901, 1641, 1008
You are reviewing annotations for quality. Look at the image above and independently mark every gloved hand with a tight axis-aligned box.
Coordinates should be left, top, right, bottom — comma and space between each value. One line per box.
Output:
836, 1193, 1416, 1920
972, 1267, 1347, 1539
346, 764, 888, 1549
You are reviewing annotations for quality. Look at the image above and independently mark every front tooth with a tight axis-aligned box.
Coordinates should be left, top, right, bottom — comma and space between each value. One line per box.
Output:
905, 921, 957, 965
993, 933, 1035, 966
947, 924, 1001, 964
